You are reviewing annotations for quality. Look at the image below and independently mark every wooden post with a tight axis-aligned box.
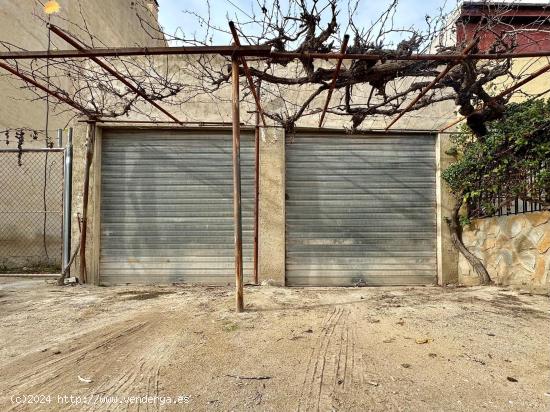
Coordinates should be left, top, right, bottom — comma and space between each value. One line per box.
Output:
232, 57, 244, 312
79, 121, 96, 283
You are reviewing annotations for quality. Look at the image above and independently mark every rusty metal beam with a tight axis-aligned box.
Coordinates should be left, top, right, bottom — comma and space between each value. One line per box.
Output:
439, 61, 550, 133
229, 22, 267, 127
385, 64, 455, 131
493, 62, 550, 100
438, 116, 465, 133
49, 25, 183, 125
0, 45, 271, 60
385, 38, 479, 131
269, 51, 550, 61
0, 61, 96, 117
231, 56, 244, 312
86, 119, 241, 126
318, 34, 350, 128
1, 48, 549, 61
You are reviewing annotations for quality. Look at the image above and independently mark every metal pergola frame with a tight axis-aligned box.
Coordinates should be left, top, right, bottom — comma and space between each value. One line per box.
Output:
2, 22, 550, 311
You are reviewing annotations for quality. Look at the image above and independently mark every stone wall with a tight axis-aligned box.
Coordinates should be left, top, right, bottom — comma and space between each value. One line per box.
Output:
458, 211, 550, 293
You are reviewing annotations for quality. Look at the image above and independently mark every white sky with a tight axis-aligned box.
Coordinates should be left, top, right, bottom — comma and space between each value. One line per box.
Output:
157, 0, 550, 46
157, 0, 458, 45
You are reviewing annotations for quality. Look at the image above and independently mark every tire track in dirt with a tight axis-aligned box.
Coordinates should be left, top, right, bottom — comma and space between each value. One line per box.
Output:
297, 306, 352, 412
1, 313, 183, 412
1, 321, 149, 394
83, 327, 180, 412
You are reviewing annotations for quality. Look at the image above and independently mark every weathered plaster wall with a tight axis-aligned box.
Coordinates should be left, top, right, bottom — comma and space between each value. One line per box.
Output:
258, 127, 286, 285
436, 133, 459, 285
175, 64, 454, 132
68, 121, 97, 281
0, 0, 163, 134
459, 212, 550, 293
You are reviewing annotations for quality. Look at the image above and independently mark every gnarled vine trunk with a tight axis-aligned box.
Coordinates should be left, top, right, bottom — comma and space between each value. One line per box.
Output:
448, 198, 492, 285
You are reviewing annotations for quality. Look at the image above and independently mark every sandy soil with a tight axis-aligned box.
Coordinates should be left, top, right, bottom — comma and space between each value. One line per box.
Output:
0, 278, 548, 411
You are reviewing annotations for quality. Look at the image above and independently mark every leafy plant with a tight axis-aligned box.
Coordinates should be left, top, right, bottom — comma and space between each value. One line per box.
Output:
442, 98, 550, 284
444, 98, 550, 219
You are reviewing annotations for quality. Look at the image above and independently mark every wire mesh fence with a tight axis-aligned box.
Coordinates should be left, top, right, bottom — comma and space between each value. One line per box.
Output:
0, 149, 64, 273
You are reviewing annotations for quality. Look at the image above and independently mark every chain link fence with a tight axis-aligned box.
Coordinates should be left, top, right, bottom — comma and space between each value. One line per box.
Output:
0, 149, 64, 273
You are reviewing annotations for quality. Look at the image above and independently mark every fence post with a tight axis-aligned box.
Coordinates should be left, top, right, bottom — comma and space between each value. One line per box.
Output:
57, 129, 63, 148
62, 128, 73, 275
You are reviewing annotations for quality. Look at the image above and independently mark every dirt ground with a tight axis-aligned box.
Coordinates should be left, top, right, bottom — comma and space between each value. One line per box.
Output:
0, 278, 548, 411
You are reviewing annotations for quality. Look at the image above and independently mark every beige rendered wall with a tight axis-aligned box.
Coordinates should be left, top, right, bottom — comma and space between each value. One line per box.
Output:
258, 127, 286, 286
436, 133, 459, 285
69, 122, 97, 281
459, 212, 550, 294
0, 0, 163, 134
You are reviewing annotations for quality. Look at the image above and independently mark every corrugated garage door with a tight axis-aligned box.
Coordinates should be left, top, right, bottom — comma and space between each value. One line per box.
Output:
286, 134, 436, 286
100, 130, 254, 285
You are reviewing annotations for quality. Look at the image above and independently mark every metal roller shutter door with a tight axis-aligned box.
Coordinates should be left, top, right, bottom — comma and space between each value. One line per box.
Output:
286, 134, 437, 286
100, 130, 254, 285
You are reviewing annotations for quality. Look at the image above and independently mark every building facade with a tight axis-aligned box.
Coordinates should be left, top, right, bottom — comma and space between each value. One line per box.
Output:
1, 2, 548, 291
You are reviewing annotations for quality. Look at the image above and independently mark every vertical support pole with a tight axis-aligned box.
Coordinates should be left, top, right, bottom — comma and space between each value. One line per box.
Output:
253, 81, 261, 285
232, 57, 244, 312
62, 128, 73, 275
57, 129, 63, 148
80, 122, 96, 284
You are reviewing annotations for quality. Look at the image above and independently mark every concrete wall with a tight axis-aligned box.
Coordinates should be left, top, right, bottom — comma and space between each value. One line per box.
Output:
459, 212, 550, 294
436, 133, 459, 285
258, 127, 286, 285
112, 54, 454, 133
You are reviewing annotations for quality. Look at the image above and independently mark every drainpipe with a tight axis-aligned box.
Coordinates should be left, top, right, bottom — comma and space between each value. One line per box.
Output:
62, 128, 73, 275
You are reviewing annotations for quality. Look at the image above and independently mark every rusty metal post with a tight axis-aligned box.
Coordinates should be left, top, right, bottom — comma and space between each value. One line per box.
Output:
232, 57, 244, 312
228, 21, 267, 127
79, 121, 96, 283
62, 128, 73, 276
253, 81, 261, 285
